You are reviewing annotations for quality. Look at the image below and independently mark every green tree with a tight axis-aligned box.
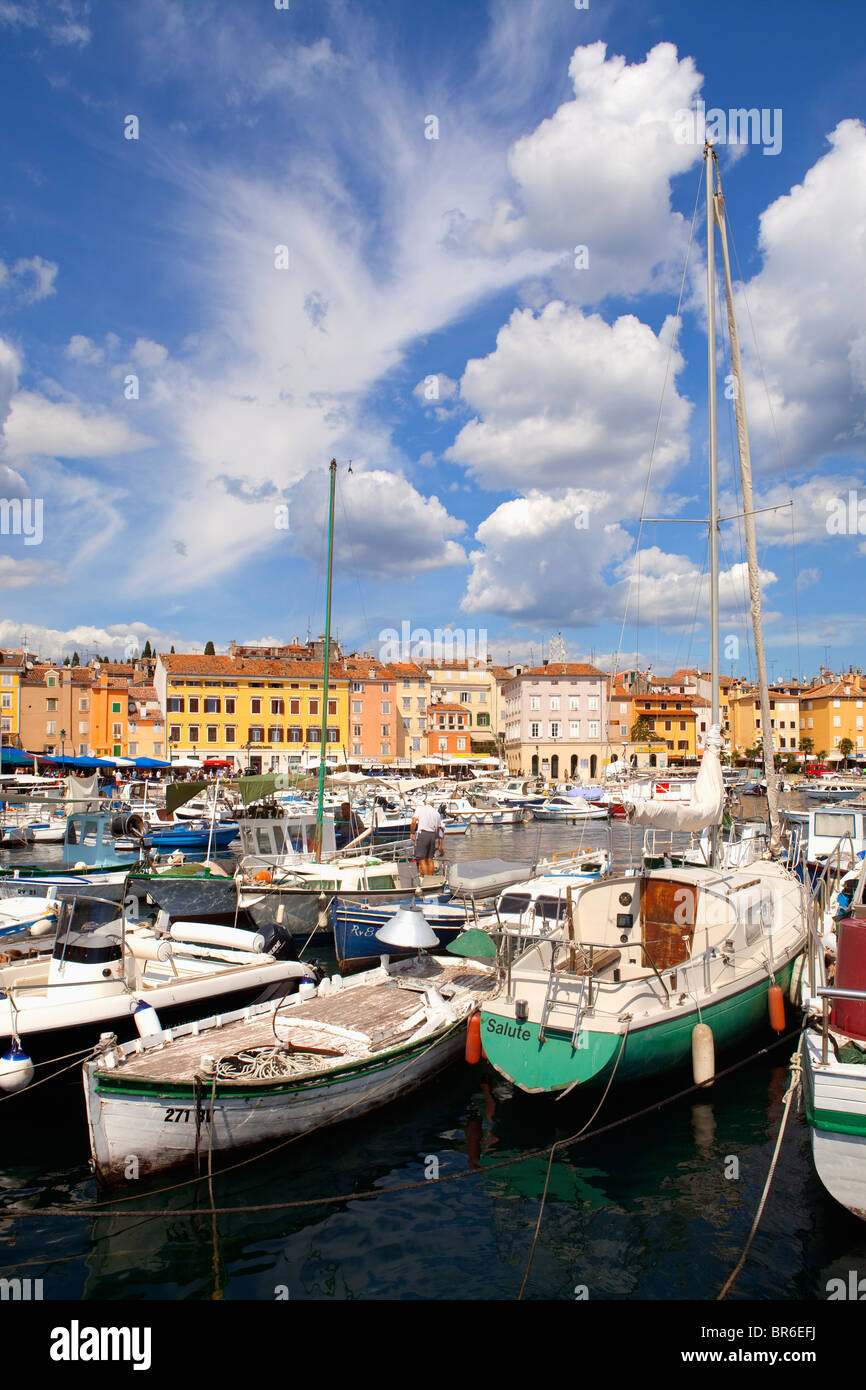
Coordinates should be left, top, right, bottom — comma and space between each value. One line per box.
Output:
71, 651, 80, 666
63, 655, 70, 666
170, 645, 175, 654
142, 640, 152, 659
204, 640, 215, 656
839, 737, 854, 767
630, 717, 652, 742
800, 736, 814, 758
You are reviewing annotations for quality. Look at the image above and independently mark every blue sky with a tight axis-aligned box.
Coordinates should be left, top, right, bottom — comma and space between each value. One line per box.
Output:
0, 0, 864, 681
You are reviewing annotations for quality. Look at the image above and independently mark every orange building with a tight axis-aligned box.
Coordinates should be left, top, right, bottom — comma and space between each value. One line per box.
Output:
427, 702, 471, 758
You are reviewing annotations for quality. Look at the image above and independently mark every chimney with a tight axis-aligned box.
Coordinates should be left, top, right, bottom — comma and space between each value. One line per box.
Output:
542, 658, 549, 667
229, 641, 237, 657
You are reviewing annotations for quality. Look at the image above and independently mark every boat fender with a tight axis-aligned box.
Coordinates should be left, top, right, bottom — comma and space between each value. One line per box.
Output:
767, 983, 785, 1034
788, 955, 806, 1006
466, 1011, 482, 1065
254, 870, 272, 884
28, 919, 55, 937
0, 1044, 34, 1093
691, 1023, 714, 1087
133, 999, 163, 1038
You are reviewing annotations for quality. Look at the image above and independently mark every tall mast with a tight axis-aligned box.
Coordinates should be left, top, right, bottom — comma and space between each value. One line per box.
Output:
705, 142, 720, 866
316, 458, 338, 861
713, 165, 781, 852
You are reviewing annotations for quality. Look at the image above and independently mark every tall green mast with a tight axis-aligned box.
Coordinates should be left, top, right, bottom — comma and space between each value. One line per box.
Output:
316, 458, 338, 860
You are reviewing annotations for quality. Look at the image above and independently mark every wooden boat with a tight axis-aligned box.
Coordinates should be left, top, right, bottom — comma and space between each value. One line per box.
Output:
532, 797, 608, 822
82, 953, 498, 1185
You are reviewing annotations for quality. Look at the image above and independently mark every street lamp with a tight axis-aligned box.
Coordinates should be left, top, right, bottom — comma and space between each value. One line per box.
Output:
60, 728, 66, 758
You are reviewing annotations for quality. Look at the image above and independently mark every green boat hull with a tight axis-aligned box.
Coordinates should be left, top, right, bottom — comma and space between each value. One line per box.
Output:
481, 960, 797, 1093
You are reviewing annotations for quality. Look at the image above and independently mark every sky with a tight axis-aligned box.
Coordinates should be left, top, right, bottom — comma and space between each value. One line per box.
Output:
0, 0, 864, 681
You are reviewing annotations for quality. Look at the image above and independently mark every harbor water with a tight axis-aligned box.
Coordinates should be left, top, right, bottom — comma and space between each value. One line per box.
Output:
2, 794, 865, 1302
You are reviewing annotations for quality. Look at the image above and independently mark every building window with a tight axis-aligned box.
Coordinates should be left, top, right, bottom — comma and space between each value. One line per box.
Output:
225, 698, 236, 715
381, 683, 390, 694
328, 700, 337, 716
477, 713, 490, 727
251, 698, 262, 715
588, 722, 599, 739
664, 720, 672, 731
204, 698, 220, 714
309, 699, 319, 717
168, 697, 184, 713
549, 696, 560, 711
457, 737, 466, 750
351, 683, 364, 693
381, 724, 390, 736
530, 696, 540, 711
417, 698, 426, 711
206, 726, 218, 743
530, 722, 541, 739
677, 740, 688, 750
268, 726, 282, 743
679, 721, 686, 731
79, 698, 89, 712
112, 723, 122, 738
47, 676, 55, 687
46, 721, 56, 735
187, 698, 199, 714
402, 698, 412, 711
225, 727, 236, 743
248, 726, 264, 743
306, 727, 319, 743
287, 727, 302, 743
570, 721, 580, 737
382, 702, 391, 715
188, 724, 200, 742
169, 724, 181, 742
549, 722, 560, 738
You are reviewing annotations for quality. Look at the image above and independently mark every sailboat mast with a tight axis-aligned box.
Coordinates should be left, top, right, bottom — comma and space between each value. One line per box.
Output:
713, 169, 781, 852
705, 142, 721, 867
705, 143, 720, 733
316, 458, 338, 861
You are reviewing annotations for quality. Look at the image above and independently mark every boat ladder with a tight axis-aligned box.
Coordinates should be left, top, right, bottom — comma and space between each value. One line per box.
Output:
538, 962, 591, 1049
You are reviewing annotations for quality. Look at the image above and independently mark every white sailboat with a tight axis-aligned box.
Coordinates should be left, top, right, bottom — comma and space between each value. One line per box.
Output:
479, 143, 807, 1094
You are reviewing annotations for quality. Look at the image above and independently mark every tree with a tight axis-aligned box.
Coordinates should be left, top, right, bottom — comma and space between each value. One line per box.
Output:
630, 717, 652, 743
71, 651, 80, 666
800, 736, 814, 758
204, 641, 215, 656
170, 645, 175, 654
142, 640, 152, 659
63, 655, 70, 666
839, 737, 854, 767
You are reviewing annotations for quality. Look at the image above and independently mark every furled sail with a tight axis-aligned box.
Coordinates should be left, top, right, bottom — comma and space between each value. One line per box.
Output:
625, 725, 724, 831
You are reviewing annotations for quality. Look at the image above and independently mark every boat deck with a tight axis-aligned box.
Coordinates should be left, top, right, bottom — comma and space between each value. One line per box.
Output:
102, 958, 497, 1084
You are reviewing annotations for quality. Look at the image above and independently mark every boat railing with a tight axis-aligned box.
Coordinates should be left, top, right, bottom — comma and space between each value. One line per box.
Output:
815, 985, 866, 1064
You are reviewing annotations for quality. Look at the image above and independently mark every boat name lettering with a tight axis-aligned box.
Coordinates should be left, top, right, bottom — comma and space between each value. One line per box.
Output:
485, 1017, 531, 1041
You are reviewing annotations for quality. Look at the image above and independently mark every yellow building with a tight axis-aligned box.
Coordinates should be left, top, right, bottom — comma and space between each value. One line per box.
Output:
155, 654, 350, 774
0, 649, 25, 747
727, 683, 801, 759
799, 672, 866, 760
629, 692, 702, 763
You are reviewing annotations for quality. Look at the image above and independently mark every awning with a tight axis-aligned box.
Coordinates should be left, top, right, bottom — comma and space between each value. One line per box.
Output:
1, 748, 37, 768
132, 756, 172, 769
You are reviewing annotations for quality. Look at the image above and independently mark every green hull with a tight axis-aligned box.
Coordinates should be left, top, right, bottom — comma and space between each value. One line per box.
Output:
481, 960, 797, 1094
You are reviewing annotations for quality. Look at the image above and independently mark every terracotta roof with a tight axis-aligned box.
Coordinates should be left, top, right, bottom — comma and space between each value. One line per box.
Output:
129, 686, 157, 701
803, 677, 866, 698
384, 662, 427, 678
159, 654, 349, 679
23, 664, 94, 685
428, 702, 470, 713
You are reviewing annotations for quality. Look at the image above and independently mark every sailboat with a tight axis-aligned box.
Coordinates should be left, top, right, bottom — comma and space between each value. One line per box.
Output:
479, 143, 808, 1093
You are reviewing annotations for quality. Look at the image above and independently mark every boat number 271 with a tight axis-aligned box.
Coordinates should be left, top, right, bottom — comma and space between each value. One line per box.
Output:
163, 1107, 212, 1123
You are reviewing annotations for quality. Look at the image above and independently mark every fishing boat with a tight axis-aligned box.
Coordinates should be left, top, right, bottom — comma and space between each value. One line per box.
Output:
439, 796, 527, 826
480, 143, 807, 1095
330, 896, 473, 972
0, 811, 145, 904
82, 945, 498, 1185
144, 820, 240, 854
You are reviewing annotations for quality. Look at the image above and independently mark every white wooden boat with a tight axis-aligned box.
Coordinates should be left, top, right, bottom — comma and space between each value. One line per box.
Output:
82, 953, 498, 1185
0, 896, 316, 1082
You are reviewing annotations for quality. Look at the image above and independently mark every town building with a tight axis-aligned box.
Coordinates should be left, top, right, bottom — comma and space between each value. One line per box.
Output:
798, 669, 866, 759
503, 663, 608, 780
0, 649, 26, 747
154, 653, 350, 774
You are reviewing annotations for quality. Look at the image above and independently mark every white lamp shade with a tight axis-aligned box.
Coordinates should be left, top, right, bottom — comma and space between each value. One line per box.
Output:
376, 905, 441, 949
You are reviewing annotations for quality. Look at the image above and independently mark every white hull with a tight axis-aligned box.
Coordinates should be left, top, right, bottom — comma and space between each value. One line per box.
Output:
85, 1023, 464, 1184
804, 1030, 866, 1219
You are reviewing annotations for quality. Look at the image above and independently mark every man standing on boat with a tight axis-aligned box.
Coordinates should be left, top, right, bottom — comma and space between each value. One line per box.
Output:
411, 799, 443, 877
337, 800, 365, 848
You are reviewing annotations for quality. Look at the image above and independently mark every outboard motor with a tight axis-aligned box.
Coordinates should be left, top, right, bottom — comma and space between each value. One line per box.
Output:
48, 930, 126, 1003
